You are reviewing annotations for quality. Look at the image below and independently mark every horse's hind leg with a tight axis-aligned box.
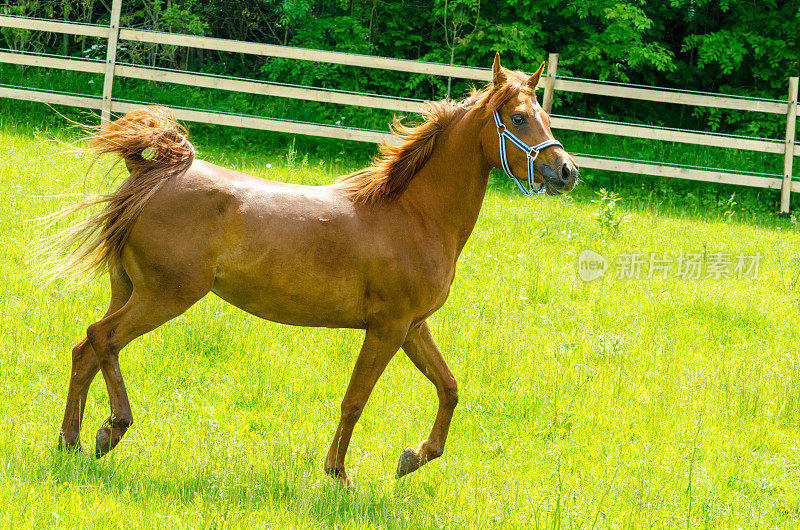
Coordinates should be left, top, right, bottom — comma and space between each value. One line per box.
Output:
59, 265, 132, 452
87, 280, 209, 458
396, 321, 459, 478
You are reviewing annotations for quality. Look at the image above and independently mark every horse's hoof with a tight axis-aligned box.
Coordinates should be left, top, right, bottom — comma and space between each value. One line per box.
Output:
325, 466, 356, 489
396, 447, 421, 478
57, 436, 83, 453
95, 426, 111, 458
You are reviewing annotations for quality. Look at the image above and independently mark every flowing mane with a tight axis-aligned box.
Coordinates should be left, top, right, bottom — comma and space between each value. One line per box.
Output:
338, 69, 532, 204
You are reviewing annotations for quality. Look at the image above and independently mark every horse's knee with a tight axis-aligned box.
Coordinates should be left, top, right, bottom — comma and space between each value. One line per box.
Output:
341, 400, 364, 423
441, 378, 459, 410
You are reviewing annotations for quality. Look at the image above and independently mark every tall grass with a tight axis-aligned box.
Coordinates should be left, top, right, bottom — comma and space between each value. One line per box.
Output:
1, 106, 799, 527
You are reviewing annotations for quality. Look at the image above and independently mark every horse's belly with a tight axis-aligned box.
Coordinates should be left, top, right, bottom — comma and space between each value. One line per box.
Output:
211, 265, 365, 328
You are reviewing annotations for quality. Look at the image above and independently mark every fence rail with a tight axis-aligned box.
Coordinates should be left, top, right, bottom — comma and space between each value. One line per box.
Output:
0, 6, 798, 211
553, 78, 789, 115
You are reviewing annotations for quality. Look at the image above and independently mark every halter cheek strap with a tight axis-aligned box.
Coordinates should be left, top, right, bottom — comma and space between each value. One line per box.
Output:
493, 111, 564, 196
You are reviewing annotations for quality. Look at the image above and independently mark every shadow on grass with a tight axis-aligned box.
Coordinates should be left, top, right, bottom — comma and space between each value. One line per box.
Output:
43, 446, 430, 527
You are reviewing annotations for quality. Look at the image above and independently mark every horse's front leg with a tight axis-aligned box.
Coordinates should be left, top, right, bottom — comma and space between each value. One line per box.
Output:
396, 321, 459, 478
324, 323, 408, 488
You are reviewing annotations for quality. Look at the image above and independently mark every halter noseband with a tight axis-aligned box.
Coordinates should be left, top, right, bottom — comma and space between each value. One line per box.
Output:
493, 111, 564, 196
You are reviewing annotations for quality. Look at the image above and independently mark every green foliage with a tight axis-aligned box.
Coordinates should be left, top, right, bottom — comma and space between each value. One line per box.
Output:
722, 192, 737, 223
568, 1, 676, 81
159, 0, 209, 35
4, 0, 797, 106
591, 188, 626, 238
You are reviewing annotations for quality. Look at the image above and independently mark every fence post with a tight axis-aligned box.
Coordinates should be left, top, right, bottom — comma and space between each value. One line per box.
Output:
101, 0, 123, 124
781, 77, 799, 215
543, 53, 558, 114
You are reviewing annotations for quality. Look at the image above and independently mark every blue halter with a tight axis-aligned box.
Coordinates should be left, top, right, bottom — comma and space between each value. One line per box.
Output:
493, 111, 564, 196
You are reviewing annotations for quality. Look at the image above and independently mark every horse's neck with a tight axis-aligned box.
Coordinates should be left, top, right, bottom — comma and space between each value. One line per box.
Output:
399, 109, 492, 256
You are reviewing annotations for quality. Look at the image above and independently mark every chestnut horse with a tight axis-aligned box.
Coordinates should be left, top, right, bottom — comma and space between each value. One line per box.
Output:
50, 54, 578, 487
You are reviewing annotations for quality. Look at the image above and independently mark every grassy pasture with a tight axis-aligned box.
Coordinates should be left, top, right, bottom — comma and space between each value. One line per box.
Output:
1, 110, 800, 528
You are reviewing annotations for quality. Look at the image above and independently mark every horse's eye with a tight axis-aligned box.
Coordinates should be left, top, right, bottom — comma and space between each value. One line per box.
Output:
511, 114, 524, 126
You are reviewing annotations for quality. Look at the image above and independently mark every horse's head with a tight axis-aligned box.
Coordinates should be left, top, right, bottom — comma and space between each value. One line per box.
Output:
480, 53, 579, 196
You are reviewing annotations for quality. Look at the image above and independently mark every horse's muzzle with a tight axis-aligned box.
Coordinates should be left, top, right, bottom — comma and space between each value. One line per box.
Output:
540, 155, 579, 194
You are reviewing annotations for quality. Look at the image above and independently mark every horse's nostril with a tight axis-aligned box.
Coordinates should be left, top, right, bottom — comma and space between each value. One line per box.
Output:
561, 163, 571, 183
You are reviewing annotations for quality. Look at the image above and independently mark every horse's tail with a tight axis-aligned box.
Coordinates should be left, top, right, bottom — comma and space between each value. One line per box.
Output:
35, 106, 195, 284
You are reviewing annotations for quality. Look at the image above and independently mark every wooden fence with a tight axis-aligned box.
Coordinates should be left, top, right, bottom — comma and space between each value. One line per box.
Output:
1, 0, 798, 211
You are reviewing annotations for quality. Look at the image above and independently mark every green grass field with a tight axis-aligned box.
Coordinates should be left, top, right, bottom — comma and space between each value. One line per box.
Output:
1, 109, 800, 528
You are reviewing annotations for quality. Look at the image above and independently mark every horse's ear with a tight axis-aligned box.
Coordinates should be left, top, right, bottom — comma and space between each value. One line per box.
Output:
492, 52, 506, 86
527, 62, 545, 90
